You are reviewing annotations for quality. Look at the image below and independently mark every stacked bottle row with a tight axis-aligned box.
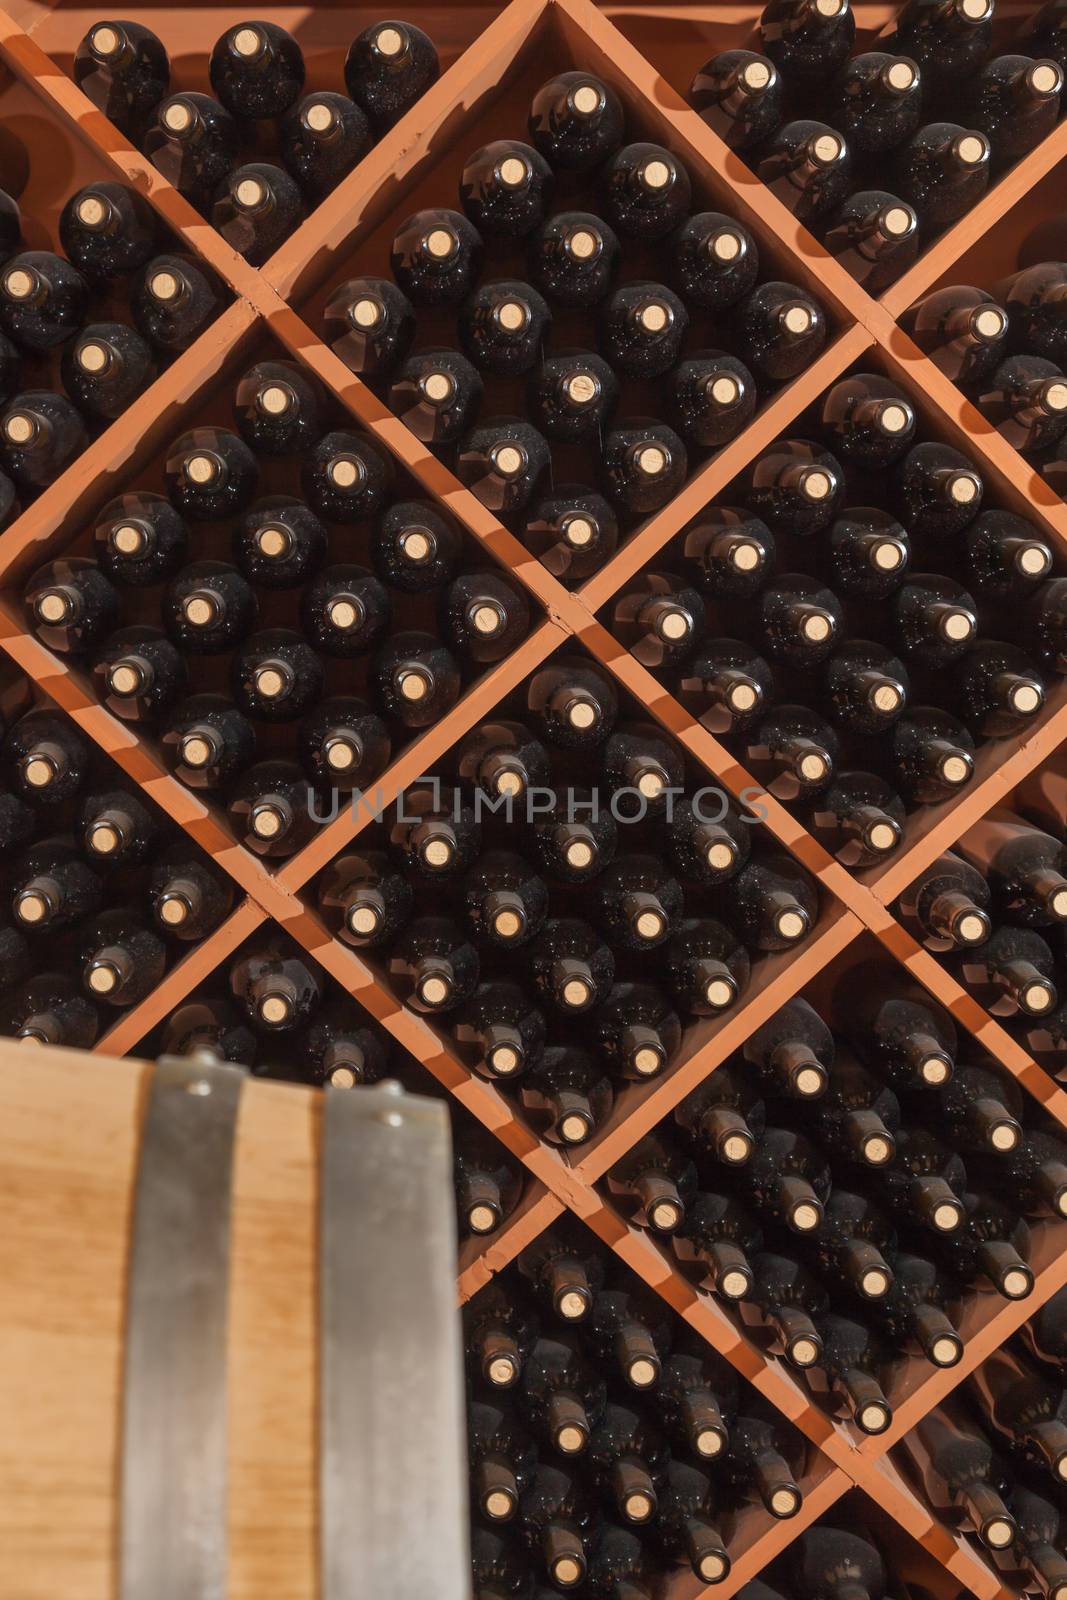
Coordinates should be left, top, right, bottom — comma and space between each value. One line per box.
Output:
20, 354, 539, 857
895, 1326, 1067, 1570
0, 701, 237, 1043
687, 0, 1067, 288
321, 67, 830, 544
311, 686, 824, 1141
897, 800, 1067, 1074
605, 367, 1066, 867
903, 265, 1067, 477
0, 173, 230, 510
465, 1240, 813, 1587
601, 981, 1067, 1423
72, 17, 441, 260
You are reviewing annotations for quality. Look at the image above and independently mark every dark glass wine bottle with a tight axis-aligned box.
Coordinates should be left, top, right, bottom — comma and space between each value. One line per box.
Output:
25, 557, 119, 654
527, 918, 614, 1016
897, 849, 992, 950
301, 429, 394, 524
666, 353, 757, 451
890, 0, 993, 97
280, 92, 369, 202
747, 439, 843, 535
900, 285, 1010, 382
903, 1400, 1017, 1551
528, 71, 624, 170
811, 1318, 894, 1434
955, 641, 1046, 739
453, 980, 546, 1082
297, 695, 389, 792
75, 908, 166, 1008
462, 849, 548, 950
59, 181, 157, 285
1, 392, 89, 488
12, 837, 103, 932
231, 943, 322, 1033
0, 251, 89, 351
675, 1066, 766, 1169
760, 575, 843, 663
227, 760, 318, 858
527, 657, 618, 749
149, 850, 235, 940
687, 50, 783, 151
739, 1128, 831, 1235
389, 784, 481, 879
743, 704, 839, 799
598, 282, 688, 379
209, 21, 304, 118
757, 120, 853, 224
92, 624, 187, 723
234, 498, 327, 589
390, 208, 483, 306
165, 428, 258, 522
802, 771, 906, 866
343, 21, 439, 133
735, 280, 828, 384
530, 787, 618, 882
324, 276, 415, 378
832, 52, 923, 155
600, 419, 687, 515
142, 92, 239, 208
459, 280, 552, 377
163, 561, 256, 655
162, 693, 256, 791
299, 565, 390, 659
441, 571, 529, 665
232, 629, 324, 722
523, 1046, 615, 1147
803, 1047, 900, 1166
232, 360, 323, 459
3, 709, 90, 806
894, 573, 978, 665
388, 915, 479, 1014
962, 510, 1052, 596
77, 788, 160, 866
524, 487, 619, 582
759, 0, 856, 84
95, 491, 188, 587
591, 983, 681, 1082
371, 632, 462, 728
606, 1133, 696, 1234
822, 639, 909, 735
789, 1524, 888, 1597
528, 211, 620, 308
73, 20, 169, 136
460, 140, 554, 239
453, 1127, 524, 1237
131, 252, 226, 352
718, 1396, 805, 1518
679, 508, 776, 599
823, 190, 920, 290
743, 997, 832, 1102
894, 122, 991, 231
820, 373, 916, 467
212, 162, 304, 265
967, 55, 1062, 170
1, 974, 98, 1050
674, 1188, 763, 1301
600, 143, 692, 239
891, 705, 976, 805
468, 1396, 536, 1524
387, 348, 483, 447
663, 918, 751, 1016
663, 794, 751, 886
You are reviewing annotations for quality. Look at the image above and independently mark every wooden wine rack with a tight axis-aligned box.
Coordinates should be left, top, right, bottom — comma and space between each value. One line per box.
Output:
4, 1, 1067, 1595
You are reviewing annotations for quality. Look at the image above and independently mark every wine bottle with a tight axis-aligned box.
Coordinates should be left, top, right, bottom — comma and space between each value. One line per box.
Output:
142, 93, 239, 208
343, 21, 439, 133
663, 794, 751, 886
464, 1283, 535, 1388
760, 0, 855, 80
757, 120, 853, 224
3, 709, 91, 805
823, 190, 920, 290
453, 981, 546, 1082
586, 1283, 673, 1390
663, 918, 751, 1016
441, 572, 530, 665
811, 1319, 894, 1434
77, 788, 159, 866
162, 694, 256, 791
660, 1334, 739, 1460
978, 1128, 1067, 1219
673, 1188, 764, 1301
519, 1332, 606, 1454
822, 640, 909, 734
895, 123, 991, 231
164, 563, 257, 660
600, 419, 687, 515
675, 1066, 766, 1168
13, 837, 102, 931
789, 1524, 888, 1597
900, 285, 1010, 383
688, 50, 783, 152
457, 417, 550, 513
979, 354, 1067, 453
75, 908, 166, 1008
743, 704, 839, 798
389, 784, 481, 879
214, 161, 305, 264
300, 1007, 388, 1088
92, 624, 187, 723
997, 260, 1067, 365
468, 1395, 537, 1524
953, 924, 1059, 1017
510, 1045, 609, 1152
891, 705, 976, 805
747, 439, 844, 540
962, 509, 1053, 595
470, 1525, 528, 1600
719, 1396, 805, 1517
372, 500, 462, 593
95, 491, 188, 587
802, 771, 906, 866
1, 392, 89, 488
280, 92, 370, 202
232, 629, 323, 722
25, 557, 119, 654
750, 1251, 830, 1367
149, 851, 234, 940
0, 973, 98, 1050
602, 724, 684, 813
73, 20, 170, 136
890, 0, 993, 96
324, 276, 415, 377
460, 140, 553, 239
727, 853, 819, 951
232, 361, 323, 460
455, 719, 549, 804
131, 252, 226, 353
1020, 1284, 1067, 1366
832, 52, 923, 155
666, 352, 757, 451
836, 964, 958, 1087
968, 55, 1063, 169
898, 850, 992, 951
895, 573, 978, 666
390, 208, 483, 306
760, 573, 843, 662
527, 355, 618, 450
0, 251, 89, 351
653, 1459, 730, 1581
462, 849, 548, 949
231, 944, 322, 1033
524, 487, 618, 581
302, 428, 394, 524
936, 1059, 1024, 1152
527, 918, 614, 1016
598, 282, 688, 380
933, 1191, 1034, 1299
875, 1127, 968, 1233
591, 983, 681, 1082
1002, 1475, 1067, 1600
209, 21, 304, 118
669, 212, 759, 309
518, 1460, 600, 1584
735, 281, 828, 384
165, 428, 258, 522
528, 71, 624, 170
875, 1250, 964, 1365
807, 1186, 896, 1299
527, 657, 618, 749
298, 696, 390, 791
680, 509, 776, 599
518, 1231, 605, 1322
459, 280, 551, 376
958, 812, 1067, 927
298, 565, 390, 659
600, 142, 691, 239
528, 211, 620, 307
587, 1403, 667, 1525
530, 787, 618, 882
739, 1126, 830, 1233
228, 759, 319, 857
454, 1127, 523, 1237
388, 915, 479, 1014
820, 374, 916, 467
59, 181, 157, 285
606, 1132, 696, 1233
387, 347, 484, 447
372, 632, 462, 728
957, 641, 1047, 738
319, 850, 413, 950
233, 498, 326, 589
903, 1400, 1017, 1550
804, 1048, 900, 1166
